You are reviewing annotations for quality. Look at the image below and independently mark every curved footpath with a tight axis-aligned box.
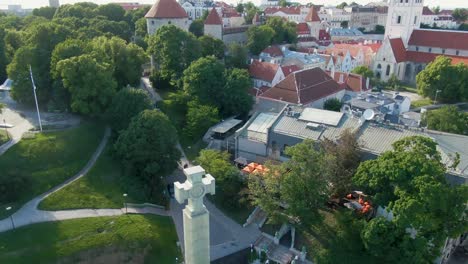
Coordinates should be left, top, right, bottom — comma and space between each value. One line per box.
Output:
0, 127, 167, 233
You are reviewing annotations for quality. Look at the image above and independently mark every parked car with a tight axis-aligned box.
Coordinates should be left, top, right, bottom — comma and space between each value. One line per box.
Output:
0, 79, 13, 91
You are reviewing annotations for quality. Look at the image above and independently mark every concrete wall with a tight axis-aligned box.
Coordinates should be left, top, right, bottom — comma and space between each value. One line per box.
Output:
204, 24, 223, 40
147, 18, 190, 35
222, 31, 247, 46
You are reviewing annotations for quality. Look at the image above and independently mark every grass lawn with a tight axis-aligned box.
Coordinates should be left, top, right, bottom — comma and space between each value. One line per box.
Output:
207, 194, 253, 225
0, 215, 182, 264
39, 145, 146, 211
400, 85, 418, 93
0, 130, 8, 145
0, 122, 104, 219
411, 98, 433, 108
295, 209, 378, 264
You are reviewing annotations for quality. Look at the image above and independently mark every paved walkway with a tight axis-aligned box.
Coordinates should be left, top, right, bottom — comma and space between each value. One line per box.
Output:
0, 127, 120, 232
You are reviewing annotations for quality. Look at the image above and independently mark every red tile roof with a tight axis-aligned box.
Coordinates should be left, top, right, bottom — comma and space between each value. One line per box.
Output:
326, 71, 370, 93
408, 29, 468, 51
264, 6, 301, 15
319, 29, 331, 40
260, 68, 343, 105
389, 38, 407, 63
222, 7, 241, 18
249, 86, 270, 97
281, 65, 301, 76
305, 7, 321, 22
422, 6, 434, 15
205, 8, 222, 25
296, 23, 310, 35
145, 0, 188, 19
261, 46, 284, 57
249, 60, 280, 83
406, 51, 468, 65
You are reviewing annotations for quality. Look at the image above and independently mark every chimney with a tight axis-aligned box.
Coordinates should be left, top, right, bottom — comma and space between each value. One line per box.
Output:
366, 77, 370, 90
339, 73, 344, 84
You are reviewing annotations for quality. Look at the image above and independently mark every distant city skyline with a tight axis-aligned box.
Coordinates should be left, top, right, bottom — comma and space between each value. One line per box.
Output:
1, 0, 467, 10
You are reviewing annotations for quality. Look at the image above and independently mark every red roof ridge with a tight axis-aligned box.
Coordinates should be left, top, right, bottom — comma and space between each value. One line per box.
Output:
305, 6, 321, 22
205, 7, 222, 25
145, 0, 188, 19
388, 37, 407, 63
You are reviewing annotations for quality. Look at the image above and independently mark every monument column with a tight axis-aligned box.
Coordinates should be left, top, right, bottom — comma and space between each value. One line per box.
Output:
175, 166, 215, 264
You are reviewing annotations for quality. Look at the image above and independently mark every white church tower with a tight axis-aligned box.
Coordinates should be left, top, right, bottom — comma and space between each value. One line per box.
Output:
384, 0, 424, 47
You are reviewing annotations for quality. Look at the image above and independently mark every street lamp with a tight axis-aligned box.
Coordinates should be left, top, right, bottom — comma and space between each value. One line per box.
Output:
123, 193, 128, 214
434, 89, 442, 104
6, 206, 15, 229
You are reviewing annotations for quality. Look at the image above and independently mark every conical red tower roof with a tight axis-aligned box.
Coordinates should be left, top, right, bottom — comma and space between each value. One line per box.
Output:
145, 0, 188, 19
205, 8, 222, 25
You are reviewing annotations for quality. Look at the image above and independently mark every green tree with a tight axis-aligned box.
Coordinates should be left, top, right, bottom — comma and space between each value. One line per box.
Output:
91, 18, 132, 41
265, 17, 297, 44
54, 3, 97, 19
0, 28, 7, 83
183, 56, 225, 106
184, 100, 220, 139
352, 65, 374, 79
196, 149, 245, 209
89, 36, 146, 88
244, 2, 260, 25
135, 17, 147, 37
432, 6, 440, 14
107, 88, 152, 132
57, 54, 117, 115
114, 109, 180, 200
323, 98, 342, 112
337, 2, 348, 9
236, 3, 244, 13
452, 8, 468, 22
148, 25, 201, 83
320, 129, 361, 197
222, 68, 253, 117
354, 136, 468, 263
374, 25, 385, 34
279, 0, 289, 7
50, 39, 88, 79
199, 35, 225, 59
386, 74, 401, 90
416, 56, 468, 102
32, 7, 57, 20
248, 140, 331, 226
423, 106, 468, 135
247, 25, 275, 55
225, 43, 248, 69
340, 21, 349, 28
189, 19, 204, 38
96, 4, 125, 21
7, 22, 71, 105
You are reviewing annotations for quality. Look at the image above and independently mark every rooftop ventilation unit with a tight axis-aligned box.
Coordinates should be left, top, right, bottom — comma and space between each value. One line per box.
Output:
306, 123, 321, 130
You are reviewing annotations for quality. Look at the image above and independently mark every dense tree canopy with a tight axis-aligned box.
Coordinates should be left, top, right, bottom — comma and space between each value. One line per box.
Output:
96, 4, 126, 22
248, 140, 331, 226
351, 65, 374, 79
423, 106, 468, 135
265, 17, 297, 44
184, 100, 220, 139
0, 28, 7, 83
225, 43, 248, 69
107, 88, 152, 132
89, 36, 146, 88
323, 98, 342, 112
354, 136, 468, 263
148, 25, 201, 84
32, 7, 57, 20
189, 19, 204, 38
114, 110, 180, 199
416, 56, 468, 102
183, 56, 225, 106
247, 25, 275, 55
452, 8, 467, 21
196, 149, 244, 208
199, 35, 225, 59
57, 54, 116, 115
183, 56, 253, 117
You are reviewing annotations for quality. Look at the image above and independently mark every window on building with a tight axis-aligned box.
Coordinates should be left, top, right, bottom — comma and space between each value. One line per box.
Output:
168, 21, 171, 24
151, 20, 154, 25
397, 16, 402, 24
400, 0, 403, 3
414, 16, 417, 25
406, 0, 408, 3
456, 50, 460, 55
442, 49, 446, 54
429, 48, 432, 53
416, 46, 419, 51
386, 65, 391, 76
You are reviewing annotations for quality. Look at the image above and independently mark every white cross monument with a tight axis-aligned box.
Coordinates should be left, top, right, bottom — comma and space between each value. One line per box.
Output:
175, 166, 215, 264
